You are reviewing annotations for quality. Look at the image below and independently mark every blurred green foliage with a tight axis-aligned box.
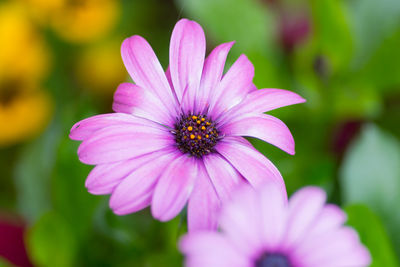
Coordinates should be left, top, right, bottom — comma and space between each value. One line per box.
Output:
341, 125, 400, 255
1, 0, 400, 266
346, 204, 399, 267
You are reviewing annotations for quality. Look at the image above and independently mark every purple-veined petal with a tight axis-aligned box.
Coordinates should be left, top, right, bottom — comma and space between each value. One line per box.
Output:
109, 150, 179, 215
78, 124, 173, 165
203, 153, 247, 203
196, 42, 234, 114
69, 113, 163, 141
218, 88, 306, 125
208, 54, 254, 119
187, 162, 220, 231
121, 35, 178, 116
85, 149, 174, 195
180, 232, 251, 267
151, 155, 198, 221
221, 114, 295, 155
169, 19, 205, 111
165, 66, 174, 91
216, 137, 285, 193
112, 83, 175, 126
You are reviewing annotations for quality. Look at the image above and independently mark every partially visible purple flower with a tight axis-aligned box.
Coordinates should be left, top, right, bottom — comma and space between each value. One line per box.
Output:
69, 19, 305, 231
180, 182, 371, 267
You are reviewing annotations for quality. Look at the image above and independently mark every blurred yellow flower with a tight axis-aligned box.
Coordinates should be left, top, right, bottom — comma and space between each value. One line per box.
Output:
23, 0, 120, 43
0, 1, 52, 147
0, 87, 52, 147
0, 1, 50, 83
75, 40, 126, 95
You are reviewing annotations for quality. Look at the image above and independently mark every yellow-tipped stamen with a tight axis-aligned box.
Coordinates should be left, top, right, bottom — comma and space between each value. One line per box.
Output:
188, 126, 193, 131
190, 134, 195, 139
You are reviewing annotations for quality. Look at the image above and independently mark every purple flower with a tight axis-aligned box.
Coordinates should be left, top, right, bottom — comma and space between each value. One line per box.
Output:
69, 19, 305, 231
180, 182, 371, 267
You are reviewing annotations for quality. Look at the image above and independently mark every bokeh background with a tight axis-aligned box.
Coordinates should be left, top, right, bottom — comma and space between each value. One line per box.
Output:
0, 0, 399, 266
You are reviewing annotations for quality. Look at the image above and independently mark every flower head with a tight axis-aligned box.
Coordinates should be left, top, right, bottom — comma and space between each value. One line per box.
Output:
70, 19, 305, 230
24, 0, 119, 43
180, 182, 371, 267
0, 1, 52, 146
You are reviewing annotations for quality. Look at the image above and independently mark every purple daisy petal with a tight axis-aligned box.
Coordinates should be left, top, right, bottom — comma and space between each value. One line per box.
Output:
151, 155, 198, 221
218, 184, 265, 259
196, 42, 234, 114
78, 124, 174, 165
85, 149, 174, 195
169, 19, 205, 111
218, 88, 306, 126
187, 163, 220, 232
165, 66, 174, 90
297, 227, 370, 267
283, 187, 327, 249
69, 113, 158, 141
121, 35, 178, 116
203, 153, 247, 203
208, 54, 254, 119
180, 232, 251, 267
258, 182, 288, 250
86, 159, 139, 195
109, 150, 179, 215
221, 113, 295, 155
304, 204, 347, 238
112, 82, 175, 126
216, 137, 285, 192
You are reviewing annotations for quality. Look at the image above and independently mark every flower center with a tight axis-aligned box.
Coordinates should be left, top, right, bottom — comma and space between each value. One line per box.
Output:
255, 253, 292, 267
0, 79, 21, 106
173, 114, 219, 158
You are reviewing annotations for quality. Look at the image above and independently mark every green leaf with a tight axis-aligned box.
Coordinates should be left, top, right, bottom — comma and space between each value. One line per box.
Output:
345, 204, 399, 267
26, 212, 77, 267
340, 124, 400, 255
